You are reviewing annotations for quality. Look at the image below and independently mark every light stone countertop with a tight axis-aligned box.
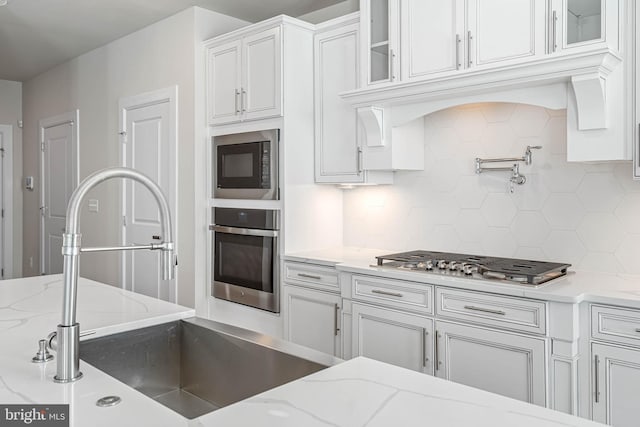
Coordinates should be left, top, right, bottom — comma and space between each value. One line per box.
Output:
0, 274, 603, 426
284, 247, 640, 308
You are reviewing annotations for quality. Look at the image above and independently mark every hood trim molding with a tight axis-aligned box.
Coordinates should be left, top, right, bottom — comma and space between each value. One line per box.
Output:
342, 48, 621, 132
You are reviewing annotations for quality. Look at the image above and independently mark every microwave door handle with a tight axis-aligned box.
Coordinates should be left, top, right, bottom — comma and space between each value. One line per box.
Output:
209, 225, 279, 238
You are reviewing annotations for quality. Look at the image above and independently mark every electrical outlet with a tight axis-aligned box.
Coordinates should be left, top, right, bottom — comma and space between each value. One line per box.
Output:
88, 199, 99, 213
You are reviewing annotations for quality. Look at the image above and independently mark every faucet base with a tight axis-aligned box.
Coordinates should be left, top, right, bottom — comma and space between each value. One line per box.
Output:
53, 323, 83, 383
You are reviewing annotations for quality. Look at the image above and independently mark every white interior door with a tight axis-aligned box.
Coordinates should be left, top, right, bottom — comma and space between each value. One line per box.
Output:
120, 87, 176, 302
40, 112, 78, 275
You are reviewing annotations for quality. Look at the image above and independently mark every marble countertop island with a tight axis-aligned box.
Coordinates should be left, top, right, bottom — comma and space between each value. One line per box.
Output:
0, 274, 602, 426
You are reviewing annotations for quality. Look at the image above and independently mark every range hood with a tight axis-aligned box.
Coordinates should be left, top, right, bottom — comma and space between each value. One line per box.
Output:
341, 48, 629, 162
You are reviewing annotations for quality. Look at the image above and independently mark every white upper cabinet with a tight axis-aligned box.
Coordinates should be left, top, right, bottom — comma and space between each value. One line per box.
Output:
549, 0, 619, 54
361, 0, 400, 86
242, 27, 282, 122
207, 40, 242, 125
400, 0, 464, 81
206, 26, 282, 125
467, 0, 546, 67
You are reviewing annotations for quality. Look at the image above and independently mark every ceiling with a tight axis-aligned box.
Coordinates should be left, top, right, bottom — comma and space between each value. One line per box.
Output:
0, 0, 344, 82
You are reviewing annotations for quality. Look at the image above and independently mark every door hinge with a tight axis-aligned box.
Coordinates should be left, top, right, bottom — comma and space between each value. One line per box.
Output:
17, 120, 23, 128
1, 209, 4, 218
40, 206, 46, 216
1, 268, 4, 278
0, 148, 5, 158
119, 131, 127, 143
41, 142, 45, 152
123, 215, 127, 227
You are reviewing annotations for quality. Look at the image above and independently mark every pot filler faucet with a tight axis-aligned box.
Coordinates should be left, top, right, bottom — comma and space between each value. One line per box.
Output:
52, 167, 174, 383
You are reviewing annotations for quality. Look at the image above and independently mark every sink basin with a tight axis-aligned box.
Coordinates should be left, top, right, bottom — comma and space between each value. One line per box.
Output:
80, 317, 338, 419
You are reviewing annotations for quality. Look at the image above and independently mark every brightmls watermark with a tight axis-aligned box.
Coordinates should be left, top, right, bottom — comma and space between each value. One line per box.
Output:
0, 405, 69, 426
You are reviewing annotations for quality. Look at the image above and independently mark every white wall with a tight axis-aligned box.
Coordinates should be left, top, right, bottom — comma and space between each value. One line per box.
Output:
22, 7, 247, 307
0, 79, 22, 277
343, 103, 640, 274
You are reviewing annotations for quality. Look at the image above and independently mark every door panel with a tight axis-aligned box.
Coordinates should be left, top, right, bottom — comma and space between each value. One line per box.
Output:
41, 119, 75, 275
468, 0, 544, 66
401, 0, 464, 80
436, 321, 546, 406
283, 286, 341, 356
314, 24, 363, 183
208, 40, 242, 125
242, 27, 282, 121
123, 98, 174, 301
352, 303, 433, 374
592, 343, 640, 427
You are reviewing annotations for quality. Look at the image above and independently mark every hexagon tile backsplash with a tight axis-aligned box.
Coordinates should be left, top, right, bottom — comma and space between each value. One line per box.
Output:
343, 103, 640, 274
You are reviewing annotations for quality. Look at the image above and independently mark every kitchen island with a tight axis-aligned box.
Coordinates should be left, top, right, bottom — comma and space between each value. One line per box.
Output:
0, 275, 601, 426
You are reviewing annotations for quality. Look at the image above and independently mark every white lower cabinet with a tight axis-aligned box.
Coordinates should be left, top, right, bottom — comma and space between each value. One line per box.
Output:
282, 285, 341, 357
434, 320, 547, 406
351, 302, 433, 374
591, 344, 640, 426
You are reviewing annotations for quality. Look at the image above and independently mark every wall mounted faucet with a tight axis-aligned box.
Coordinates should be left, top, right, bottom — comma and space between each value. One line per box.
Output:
475, 146, 542, 192
51, 167, 174, 383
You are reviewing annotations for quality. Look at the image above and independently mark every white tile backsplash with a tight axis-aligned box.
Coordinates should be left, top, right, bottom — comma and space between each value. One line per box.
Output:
343, 103, 640, 273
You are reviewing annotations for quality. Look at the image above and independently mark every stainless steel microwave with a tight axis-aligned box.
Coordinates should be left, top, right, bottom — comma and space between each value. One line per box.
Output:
213, 129, 279, 200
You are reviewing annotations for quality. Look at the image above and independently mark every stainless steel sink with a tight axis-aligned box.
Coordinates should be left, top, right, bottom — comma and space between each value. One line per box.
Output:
80, 317, 339, 419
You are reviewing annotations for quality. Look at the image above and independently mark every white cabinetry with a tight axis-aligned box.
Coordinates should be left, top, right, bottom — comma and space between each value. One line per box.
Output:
591, 343, 640, 427
381, 0, 546, 84
206, 26, 282, 125
314, 14, 393, 184
435, 320, 547, 406
282, 262, 342, 357
590, 304, 640, 426
352, 302, 433, 374
549, 0, 619, 54
283, 286, 341, 357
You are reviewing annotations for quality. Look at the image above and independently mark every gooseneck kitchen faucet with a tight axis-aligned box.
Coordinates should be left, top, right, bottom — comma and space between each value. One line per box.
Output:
53, 167, 174, 383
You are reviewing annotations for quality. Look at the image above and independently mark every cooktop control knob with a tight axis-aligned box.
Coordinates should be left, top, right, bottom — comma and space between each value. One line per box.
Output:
462, 264, 475, 275
425, 260, 434, 271
437, 260, 447, 270
448, 262, 458, 271
416, 262, 427, 269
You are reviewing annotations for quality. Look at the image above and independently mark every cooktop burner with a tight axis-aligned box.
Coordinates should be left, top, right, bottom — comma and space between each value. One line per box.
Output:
375, 250, 570, 286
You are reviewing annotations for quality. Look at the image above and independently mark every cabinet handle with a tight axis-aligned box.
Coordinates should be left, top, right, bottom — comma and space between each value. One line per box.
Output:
434, 330, 440, 371
234, 89, 240, 114
334, 303, 340, 336
297, 273, 322, 280
390, 48, 396, 81
357, 147, 363, 174
463, 305, 506, 316
422, 329, 428, 367
635, 328, 640, 333
371, 289, 403, 298
552, 11, 558, 53
241, 88, 247, 112
594, 354, 600, 403
467, 31, 473, 67
455, 34, 462, 70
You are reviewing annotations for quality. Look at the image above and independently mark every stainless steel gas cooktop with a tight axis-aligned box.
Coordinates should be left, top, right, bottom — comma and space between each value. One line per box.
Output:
375, 250, 570, 286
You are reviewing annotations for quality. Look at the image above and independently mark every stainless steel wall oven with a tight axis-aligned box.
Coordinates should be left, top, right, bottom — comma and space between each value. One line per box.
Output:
210, 207, 280, 313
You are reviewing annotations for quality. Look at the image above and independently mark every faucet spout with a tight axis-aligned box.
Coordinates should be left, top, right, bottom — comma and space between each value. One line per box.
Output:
54, 167, 174, 383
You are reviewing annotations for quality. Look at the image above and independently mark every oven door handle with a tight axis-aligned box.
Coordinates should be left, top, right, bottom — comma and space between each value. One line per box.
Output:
209, 225, 279, 238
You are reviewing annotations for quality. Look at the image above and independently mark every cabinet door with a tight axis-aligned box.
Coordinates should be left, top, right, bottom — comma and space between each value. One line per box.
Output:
352, 302, 433, 374
361, 0, 400, 85
242, 27, 282, 121
400, 0, 464, 80
592, 343, 640, 427
283, 286, 341, 357
314, 23, 364, 184
435, 320, 547, 406
467, 0, 545, 67
207, 40, 242, 125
